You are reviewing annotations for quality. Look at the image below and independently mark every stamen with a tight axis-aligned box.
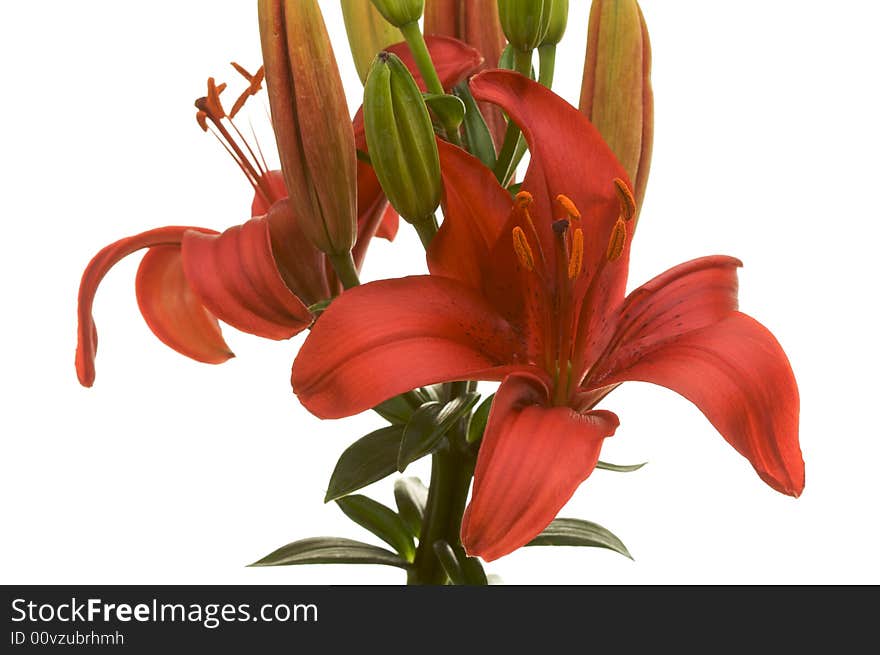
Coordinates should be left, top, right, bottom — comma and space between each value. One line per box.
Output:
512, 226, 536, 271
205, 78, 227, 119
556, 194, 581, 222
515, 190, 533, 208
195, 110, 209, 132
568, 228, 584, 279
229, 63, 265, 118
606, 218, 627, 262
613, 178, 637, 222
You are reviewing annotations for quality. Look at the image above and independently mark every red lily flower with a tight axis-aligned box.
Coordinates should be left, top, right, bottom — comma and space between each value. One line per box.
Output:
75, 38, 482, 387
291, 70, 803, 561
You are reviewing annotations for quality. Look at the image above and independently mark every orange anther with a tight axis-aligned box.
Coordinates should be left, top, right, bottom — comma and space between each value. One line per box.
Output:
515, 190, 533, 208
556, 194, 581, 221
606, 218, 627, 262
205, 77, 226, 119
512, 226, 536, 271
613, 178, 636, 222
195, 110, 209, 132
568, 228, 584, 279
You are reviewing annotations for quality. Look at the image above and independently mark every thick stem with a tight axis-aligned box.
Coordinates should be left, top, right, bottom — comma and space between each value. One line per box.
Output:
412, 213, 439, 249
537, 44, 557, 88
327, 251, 360, 290
399, 21, 462, 147
408, 445, 476, 585
493, 48, 534, 185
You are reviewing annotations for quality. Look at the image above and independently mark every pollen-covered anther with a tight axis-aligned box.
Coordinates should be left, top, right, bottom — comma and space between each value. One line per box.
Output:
568, 228, 584, 279
515, 190, 534, 208
195, 110, 209, 132
229, 63, 265, 118
606, 218, 627, 262
512, 226, 536, 272
556, 194, 581, 222
204, 77, 227, 120
613, 178, 637, 222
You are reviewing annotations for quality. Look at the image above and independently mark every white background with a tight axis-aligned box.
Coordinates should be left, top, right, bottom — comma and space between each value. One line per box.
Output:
1, 0, 878, 585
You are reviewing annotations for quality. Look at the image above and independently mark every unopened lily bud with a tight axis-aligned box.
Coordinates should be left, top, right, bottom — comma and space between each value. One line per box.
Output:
540, 0, 568, 47
257, 0, 357, 256
369, 0, 424, 27
580, 0, 653, 221
497, 0, 552, 52
364, 52, 441, 226
342, 0, 403, 84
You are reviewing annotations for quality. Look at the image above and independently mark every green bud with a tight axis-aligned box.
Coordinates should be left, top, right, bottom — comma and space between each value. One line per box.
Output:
369, 0, 424, 27
364, 52, 442, 226
497, 0, 552, 52
540, 0, 568, 46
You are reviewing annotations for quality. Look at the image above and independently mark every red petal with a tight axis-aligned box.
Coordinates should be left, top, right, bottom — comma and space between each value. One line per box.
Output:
392, 35, 483, 93
75, 226, 223, 387
470, 70, 630, 278
250, 169, 288, 217
374, 204, 399, 241
429, 140, 513, 288
182, 216, 312, 340
136, 246, 234, 365
461, 372, 620, 561
291, 275, 527, 419
589, 310, 803, 497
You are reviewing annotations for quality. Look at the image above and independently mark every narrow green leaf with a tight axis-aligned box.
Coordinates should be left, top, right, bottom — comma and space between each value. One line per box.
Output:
393, 477, 428, 536
466, 393, 495, 443
249, 537, 408, 569
398, 393, 480, 471
336, 495, 416, 561
454, 83, 496, 168
324, 425, 404, 503
423, 93, 466, 130
526, 518, 633, 560
414, 384, 445, 404
596, 460, 647, 473
433, 540, 488, 586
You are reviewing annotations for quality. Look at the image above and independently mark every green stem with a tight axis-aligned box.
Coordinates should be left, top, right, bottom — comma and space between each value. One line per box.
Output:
493, 48, 534, 185
413, 213, 439, 249
408, 444, 476, 585
327, 251, 360, 290
537, 44, 557, 88
399, 21, 462, 147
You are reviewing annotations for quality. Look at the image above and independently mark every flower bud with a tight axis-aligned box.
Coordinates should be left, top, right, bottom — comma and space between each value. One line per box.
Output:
369, 0, 425, 28
540, 0, 569, 47
364, 52, 441, 226
579, 0, 653, 221
342, 0, 403, 84
497, 0, 552, 52
257, 0, 357, 256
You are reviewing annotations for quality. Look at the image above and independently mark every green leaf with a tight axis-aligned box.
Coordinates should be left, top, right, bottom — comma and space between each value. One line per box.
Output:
373, 395, 415, 425
433, 540, 489, 586
398, 393, 480, 471
394, 477, 428, 536
466, 393, 495, 443
454, 83, 497, 169
414, 384, 445, 404
324, 425, 404, 503
336, 495, 416, 561
526, 518, 633, 560
596, 460, 647, 473
423, 93, 466, 130
249, 537, 408, 569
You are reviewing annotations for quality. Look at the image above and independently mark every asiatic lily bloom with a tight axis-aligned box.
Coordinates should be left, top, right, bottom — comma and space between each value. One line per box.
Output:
75, 37, 483, 387
292, 70, 803, 562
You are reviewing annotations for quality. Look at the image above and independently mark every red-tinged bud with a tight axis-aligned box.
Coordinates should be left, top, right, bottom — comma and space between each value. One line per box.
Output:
369, 0, 425, 28
341, 0, 403, 84
580, 0, 653, 223
497, 0, 553, 53
258, 0, 357, 256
